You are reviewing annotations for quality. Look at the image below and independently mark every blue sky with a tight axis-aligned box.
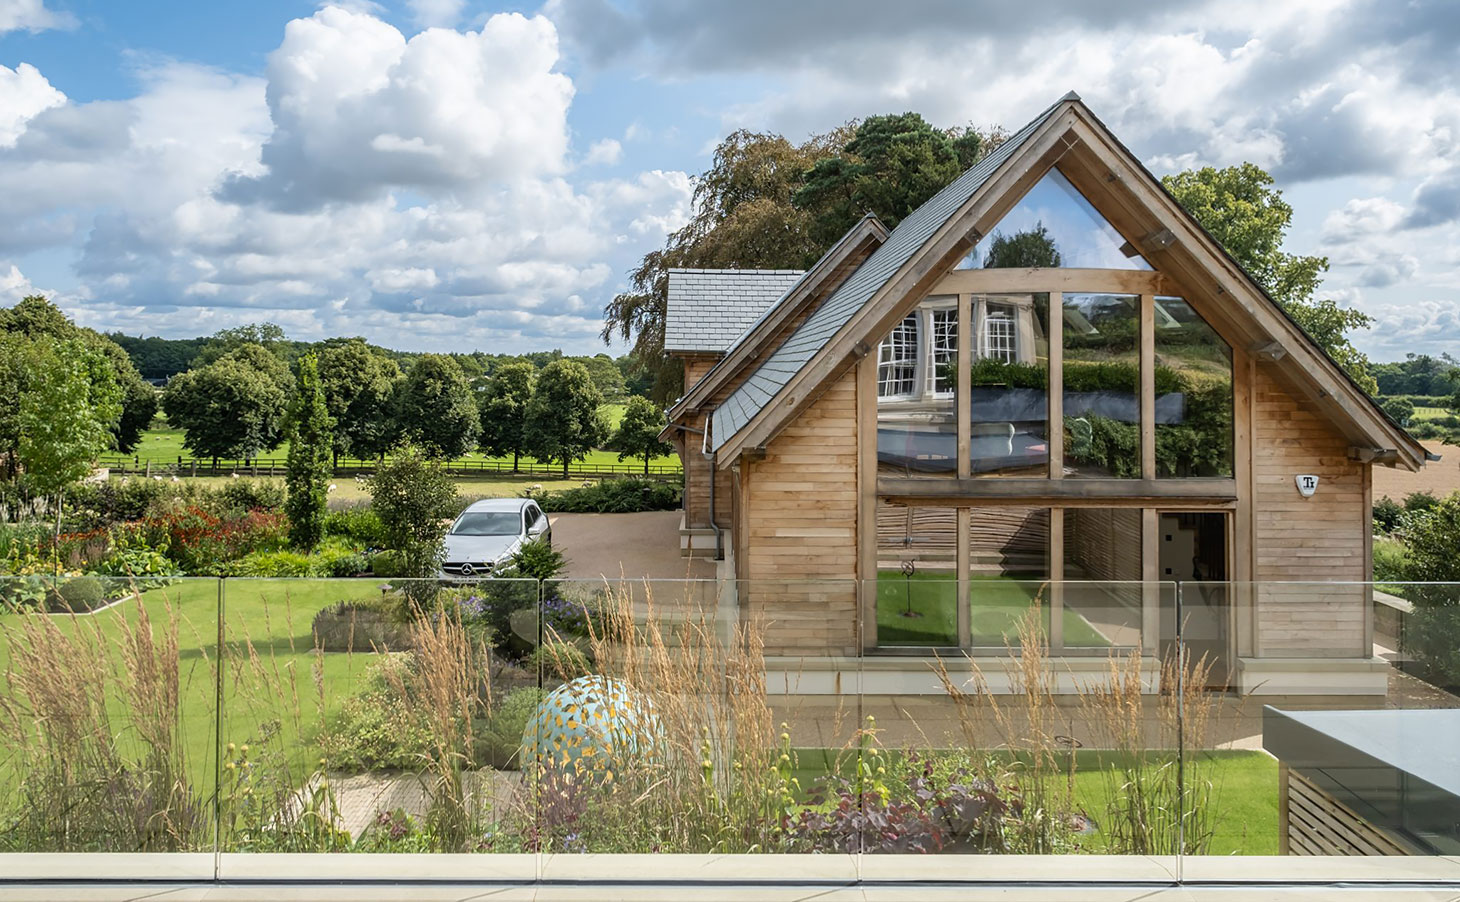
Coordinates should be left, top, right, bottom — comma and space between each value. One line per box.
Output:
1, 0, 1458, 360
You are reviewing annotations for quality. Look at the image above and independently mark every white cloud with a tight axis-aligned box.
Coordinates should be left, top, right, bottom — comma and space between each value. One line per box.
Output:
220, 6, 575, 210
0, 63, 65, 147
0, 0, 75, 34
406, 0, 465, 28
583, 137, 622, 166
0, 7, 694, 353
1322, 197, 1406, 244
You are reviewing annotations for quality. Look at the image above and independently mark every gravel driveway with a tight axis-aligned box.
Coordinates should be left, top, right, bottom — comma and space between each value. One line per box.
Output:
549, 511, 715, 581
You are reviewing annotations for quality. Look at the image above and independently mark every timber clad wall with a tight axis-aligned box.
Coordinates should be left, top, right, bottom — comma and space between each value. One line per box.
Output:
741, 369, 860, 656
1282, 766, 1411, 856
1252, 364, 1369, 657
682, 357, 733, 529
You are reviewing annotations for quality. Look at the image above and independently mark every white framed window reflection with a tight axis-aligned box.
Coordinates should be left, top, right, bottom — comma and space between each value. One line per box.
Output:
876, 300, 958, 402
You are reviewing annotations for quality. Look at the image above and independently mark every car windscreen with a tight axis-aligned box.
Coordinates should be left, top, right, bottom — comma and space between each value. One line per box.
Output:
450, 511, 521, 536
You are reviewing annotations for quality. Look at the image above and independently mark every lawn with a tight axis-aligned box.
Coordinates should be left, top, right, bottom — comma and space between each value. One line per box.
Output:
877, 572, 1114, 648
0, 578, 385, 794
109, 410, 680, 472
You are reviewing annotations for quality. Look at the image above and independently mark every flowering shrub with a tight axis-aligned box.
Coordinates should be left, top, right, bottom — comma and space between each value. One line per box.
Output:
130, 506, 287, 573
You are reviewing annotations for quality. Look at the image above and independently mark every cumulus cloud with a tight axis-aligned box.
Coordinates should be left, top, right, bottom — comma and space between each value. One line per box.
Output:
1322, 197, 1406, 244
0, 63, 65, 147
1405, 168, 1460, 229
0, 6, 693, 353
219, 7, 575, 211
0, 0, 75, 34
583, 137, 622, 166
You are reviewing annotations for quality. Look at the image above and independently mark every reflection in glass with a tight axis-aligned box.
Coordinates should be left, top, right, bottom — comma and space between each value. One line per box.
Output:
955, 169, 1151, 271
968, 293, 1050, 476
1154, 297, 1233, 477
876, 502, 958, 646
1062, 509, 1143, 649
876, 299, 957, 477
1063, 293, 1141, 478
969, 507, 1050, 646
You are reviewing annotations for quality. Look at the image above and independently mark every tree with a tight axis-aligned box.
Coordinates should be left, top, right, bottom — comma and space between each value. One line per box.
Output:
1381, 397, 1415, 427
477, 361, 535, 471
983, 223, 1063, 269
196, 322, 292, 366
316, 338, 402, 464
366, 445, 459, 583
575, 354, 626, 401
284, 353, 334, 551
161, 345, 289, 465
795, 112, 979, 247
523, 359, 607, 477
1162, 164, 1378, 394
0, 295, 156, 454
604, 116, 1002, 401
610, 396, 672, 474
393, 354, 480, 459
17, 336, 122, 538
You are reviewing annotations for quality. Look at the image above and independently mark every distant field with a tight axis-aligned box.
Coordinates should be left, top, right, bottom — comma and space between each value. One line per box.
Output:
1375, 441, 1460, 501
114, 405, 679, 473
166, 474, 581, 504
1412, 406, 1450, 420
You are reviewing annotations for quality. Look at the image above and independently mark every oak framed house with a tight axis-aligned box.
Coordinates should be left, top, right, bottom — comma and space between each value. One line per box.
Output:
662, 93, 1428, 697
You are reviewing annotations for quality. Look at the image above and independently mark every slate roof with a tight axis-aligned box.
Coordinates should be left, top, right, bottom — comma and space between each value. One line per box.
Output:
664, 269, 806, 354
709, 96, 1067, 451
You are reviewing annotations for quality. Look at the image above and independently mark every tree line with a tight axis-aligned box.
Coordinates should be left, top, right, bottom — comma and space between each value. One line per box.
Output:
105, 322, 653, 399
157, 334, 671, 476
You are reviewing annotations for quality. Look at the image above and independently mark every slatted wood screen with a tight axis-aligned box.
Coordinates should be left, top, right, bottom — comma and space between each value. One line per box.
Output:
1282, 766, 1412, 857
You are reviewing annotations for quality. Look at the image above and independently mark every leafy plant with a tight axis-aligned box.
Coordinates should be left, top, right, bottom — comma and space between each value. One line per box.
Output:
365, 445, 458, 585
531, 476, 681, 513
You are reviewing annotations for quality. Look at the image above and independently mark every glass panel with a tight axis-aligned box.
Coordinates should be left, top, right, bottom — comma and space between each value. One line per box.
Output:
968, 507, 1050, 647
876, 300, 957, 478
216, 577, 537, 878
970, 293, 1050, 476
1063, 293, 1141, 479
0, 576, 218, 877
876, 502, 958, 646
955, 168, 1151, 270
1154, 296, 1234, 478
1062, 509, 1143, 649
1183, 581, 1460, 879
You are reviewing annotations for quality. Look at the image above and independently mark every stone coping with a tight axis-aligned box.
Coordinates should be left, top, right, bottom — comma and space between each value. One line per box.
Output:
4, 852, 1458, 887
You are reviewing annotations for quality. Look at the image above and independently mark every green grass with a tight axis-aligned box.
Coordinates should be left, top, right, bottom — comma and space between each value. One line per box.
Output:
0, 578, 385, 793
790, 747, 1279, 855
1412, 406, 1450, 420
112, 410, 680, 472
876, 572, 1113, 648
158, 474, 582, 503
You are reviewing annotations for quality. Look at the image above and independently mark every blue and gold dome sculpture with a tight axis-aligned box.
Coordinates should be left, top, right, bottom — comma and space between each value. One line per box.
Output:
521, 675, 659, 775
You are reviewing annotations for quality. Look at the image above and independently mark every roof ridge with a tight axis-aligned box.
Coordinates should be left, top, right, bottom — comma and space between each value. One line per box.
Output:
667, 267, 806, 275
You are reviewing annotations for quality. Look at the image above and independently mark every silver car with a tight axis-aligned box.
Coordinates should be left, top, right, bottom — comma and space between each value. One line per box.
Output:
441, 498, 550, 579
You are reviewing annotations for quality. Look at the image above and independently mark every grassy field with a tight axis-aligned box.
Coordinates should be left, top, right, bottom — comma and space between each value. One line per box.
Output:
877, 572, 1113, 647
112, 405, 680, 473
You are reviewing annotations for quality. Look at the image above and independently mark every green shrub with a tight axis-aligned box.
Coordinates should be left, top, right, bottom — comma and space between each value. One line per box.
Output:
324, 505, 387, 546
214, 478, 286, 513
478, 687, 544, 769
369, 549, 408, 578
1397, 494, 1460, 686
1374, 496, 1405, 534
322, 654, 437, 771
53, 576, 109, 612
501, 541, 567, 582
1372, 537, 1408, 583
221, 549, 314, 578
529, 637, 593, 681
531, 476, 681, 513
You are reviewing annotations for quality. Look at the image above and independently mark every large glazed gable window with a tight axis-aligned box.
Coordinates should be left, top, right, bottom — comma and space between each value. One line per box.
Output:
953, 168, 1151, 271
1062, 293, 1141, 479
876, 301, 958, 477
1155, 296, 1234, 477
